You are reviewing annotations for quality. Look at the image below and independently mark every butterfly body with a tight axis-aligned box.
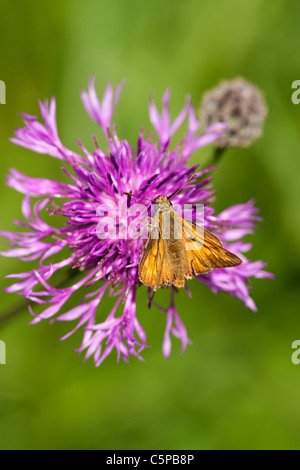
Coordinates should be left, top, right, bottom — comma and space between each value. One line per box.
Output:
138, 195, 242, 291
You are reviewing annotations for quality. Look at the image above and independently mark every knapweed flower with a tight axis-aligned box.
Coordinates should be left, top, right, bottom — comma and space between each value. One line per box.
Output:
200, 77, 268, 148
0, 77, 273, 365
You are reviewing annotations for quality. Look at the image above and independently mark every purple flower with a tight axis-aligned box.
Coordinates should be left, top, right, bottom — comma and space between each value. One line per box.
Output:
0, 78, 274, 365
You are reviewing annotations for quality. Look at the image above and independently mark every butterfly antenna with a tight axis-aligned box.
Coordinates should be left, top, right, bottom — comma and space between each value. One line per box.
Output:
124, 192, 153, 202
168, 174, 195, 200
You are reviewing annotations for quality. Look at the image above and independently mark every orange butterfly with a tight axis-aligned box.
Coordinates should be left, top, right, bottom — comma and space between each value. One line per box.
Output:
125, 177, 242, 291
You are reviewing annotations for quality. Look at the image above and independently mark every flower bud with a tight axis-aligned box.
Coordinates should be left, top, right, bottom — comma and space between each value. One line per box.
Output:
200, 77, 268, 148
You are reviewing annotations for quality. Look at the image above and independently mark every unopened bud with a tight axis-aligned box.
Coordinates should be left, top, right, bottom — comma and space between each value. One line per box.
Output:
200, 77, 268, 148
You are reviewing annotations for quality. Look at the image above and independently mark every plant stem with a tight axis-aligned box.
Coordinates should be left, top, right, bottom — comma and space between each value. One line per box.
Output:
206, 146, 227, 168
0, 268, 81, 329
0, 299, 34, 328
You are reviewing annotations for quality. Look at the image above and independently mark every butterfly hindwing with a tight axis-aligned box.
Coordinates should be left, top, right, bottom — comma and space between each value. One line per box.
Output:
180, 216, 242, 276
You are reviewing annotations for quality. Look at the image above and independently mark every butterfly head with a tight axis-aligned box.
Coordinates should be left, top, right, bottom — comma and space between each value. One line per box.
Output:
155, 196, 171, 206
154, 196, 172, 213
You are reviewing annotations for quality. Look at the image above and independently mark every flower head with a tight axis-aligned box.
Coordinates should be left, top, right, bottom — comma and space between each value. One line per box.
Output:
200, 77, 268, 148
0, 78, 273, 365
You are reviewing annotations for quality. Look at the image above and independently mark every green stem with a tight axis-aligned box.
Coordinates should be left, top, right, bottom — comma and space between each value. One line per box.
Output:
0, 299, 34, 328
0, 268, 81, 329
206, 146, 227, 168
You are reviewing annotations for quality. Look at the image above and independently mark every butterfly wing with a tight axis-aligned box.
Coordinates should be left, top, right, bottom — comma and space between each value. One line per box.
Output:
179, 215, 242, 277
139, 235, 164, 290
138, 213, 185, 290
138, 209, 241, 290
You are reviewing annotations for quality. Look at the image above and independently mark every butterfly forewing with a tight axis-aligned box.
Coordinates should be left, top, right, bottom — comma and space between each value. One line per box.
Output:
139, 210, 185, 290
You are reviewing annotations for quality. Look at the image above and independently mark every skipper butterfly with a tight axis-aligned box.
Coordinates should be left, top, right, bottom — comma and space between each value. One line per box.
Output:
125, 176, 242, 291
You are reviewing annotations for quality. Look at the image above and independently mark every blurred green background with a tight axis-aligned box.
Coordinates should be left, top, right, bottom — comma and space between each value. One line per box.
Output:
0, 0, 300, 450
